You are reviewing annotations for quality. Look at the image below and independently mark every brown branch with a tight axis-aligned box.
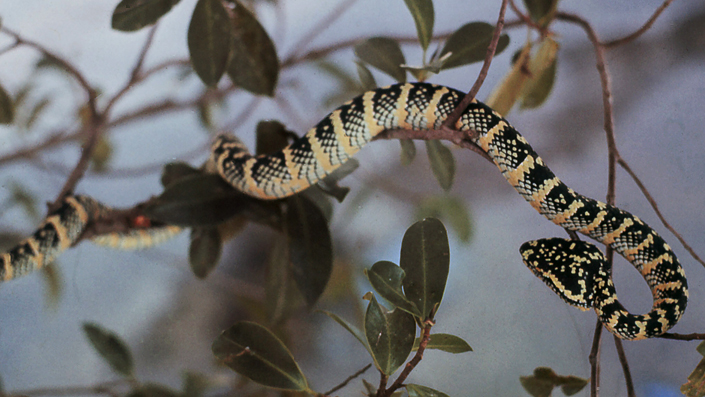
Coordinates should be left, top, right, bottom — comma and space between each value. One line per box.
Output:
379, 321, 434, 397
589, 320, 603, 397
441, 0, 508, 130
658, 332, 705, 341
322, 363, 372, 396
602, 0, 676, 48
613, 336, 635, 397
6, 379, 129, 397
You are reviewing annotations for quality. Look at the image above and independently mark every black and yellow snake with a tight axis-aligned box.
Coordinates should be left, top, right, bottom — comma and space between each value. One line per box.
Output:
1, 83, 687, 340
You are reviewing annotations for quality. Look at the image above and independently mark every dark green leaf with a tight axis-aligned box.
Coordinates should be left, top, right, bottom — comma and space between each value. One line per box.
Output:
485, 44, 532, 115
189, 227, 222, 278
523, 0, 559, 26
440, 22, 510, 70
24, 96, 50, 130
0, 82, 14, 124
212, 321, 308, 390
399, 139, 416, 165
356, 61, 377, 91
35, 54, 72, 74
266, 236, 304, 323
112, 0, 181, 32
412, 333, 472, 353
425, 140, 455, 191
364, 295, 416, 375
355, 37, 406, 83
188, 0, 232, 86
318, 310, 372, 355
403, 0, 434, 51
520, 38, 559, 109
285, 195, 332, 306
682, 357, 705, 397
316, 158, 359, 203
406, 384, 450, 397
127, 384, 181, 397
520, 375, 554, 397
256, 120, 291, 155
160, 162, 202, 188
226, 1, 280, 96
698, 341, 705, 357
182, 372, 210, 397
0, 374, 4, 396
417, 196, 472, 242
560, 376, 588, 396
399, 218, 449, 319
82, 323, 133, 376
365, 261, 422, 317
10, 182, 38, 221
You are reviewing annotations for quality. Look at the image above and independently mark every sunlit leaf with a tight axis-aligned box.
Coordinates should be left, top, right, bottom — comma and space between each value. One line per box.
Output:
406, 384, 450, 397
356, 61, 377, 91
41, 262, 63, 310
440, 22, 510, 70
112, 0, 181, 32
399, 139, 416, 165
683, 357, 705, 397
83, 323, 134, 377
0, 82, 14, 124
285, 195, 332, 306
188, 0, 232, 86
698, 341, 705, 357
364, 295, 416, 375
226, 1, 280, 96
425, 140, 455, 191
399, 218, 449, 319
365, 261, 422, 317
189, 227, 222, 278
485, 43, 532, 115
355, 37, 406, 83
403, 0, 434, 51
520, 37, 559, 109
411, 333, 472, 353
212, 321, 308, 390
91, 135, 113, 173
416, 196, 472, 242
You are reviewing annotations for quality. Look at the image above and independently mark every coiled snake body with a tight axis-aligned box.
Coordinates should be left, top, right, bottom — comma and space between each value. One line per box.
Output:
2, 83, 687, 340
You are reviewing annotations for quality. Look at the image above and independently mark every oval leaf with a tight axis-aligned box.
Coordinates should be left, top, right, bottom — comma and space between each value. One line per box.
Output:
226, 1, 280, 96
188, 0, 232, 86
266, 236, 304, 323
189, 227, 222, 278
560, 376, 588, 396
417, 196, 472, 242
440, 22, 510, 70
0, 82, 14, 124
485, 43, 532, 115
160, 162, 202, 188
256, 120, 291, 155
356, 60, 377, 91
425, 140, 455, 191
355, 37, 406, 83
523, 0, 559, 26
285, 195, 332, 306
520, 37, 559, 109
364, 295, 416, 375
399, 139, 416, 165
406, 384, 450, 397
412, 333, 472, 353
399, 218, 450, 319
403, 0, 434, 51
366, 261, 422, 317
318, 310, 372, 355
212, 321, 308, 390
112, 0, 181, 32
83, 323, 134, 376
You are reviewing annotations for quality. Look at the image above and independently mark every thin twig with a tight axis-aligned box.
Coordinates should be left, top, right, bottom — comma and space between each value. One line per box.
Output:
613, 336, 635, 397
441, 0, 508, 130
658, 332, 705, 341
323, 363, 372, 396
7, 379, 129, 397
589, 320, 602, 397
602, 0, 676, 48
285, 0, 360, 61
379, 321, 434, 397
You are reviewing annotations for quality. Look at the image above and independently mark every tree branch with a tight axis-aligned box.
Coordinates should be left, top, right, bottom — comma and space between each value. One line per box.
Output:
602, 0, 676, 48
323, 363, 372, 396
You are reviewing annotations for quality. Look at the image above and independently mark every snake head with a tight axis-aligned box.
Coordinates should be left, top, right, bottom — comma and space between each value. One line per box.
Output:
520, 238, 610, 310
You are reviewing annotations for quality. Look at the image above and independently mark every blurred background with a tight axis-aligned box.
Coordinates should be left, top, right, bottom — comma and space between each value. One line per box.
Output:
0, 1, 704, 396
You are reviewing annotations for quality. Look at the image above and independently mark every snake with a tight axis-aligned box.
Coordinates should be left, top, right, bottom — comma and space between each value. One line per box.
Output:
1, 83, 687, 340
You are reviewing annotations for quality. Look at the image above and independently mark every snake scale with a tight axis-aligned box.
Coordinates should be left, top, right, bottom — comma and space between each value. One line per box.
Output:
1, 83, 687, 340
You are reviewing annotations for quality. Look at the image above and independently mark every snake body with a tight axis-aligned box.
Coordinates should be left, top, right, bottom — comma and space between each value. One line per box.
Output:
1, 83, 687, 339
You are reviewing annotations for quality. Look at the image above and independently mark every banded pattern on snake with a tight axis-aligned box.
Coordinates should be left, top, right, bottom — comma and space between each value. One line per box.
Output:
1, 83, 687, 340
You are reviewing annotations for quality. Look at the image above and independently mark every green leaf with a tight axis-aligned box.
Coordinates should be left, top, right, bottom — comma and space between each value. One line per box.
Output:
266, 236, 304, 323
356, 60, 377, 91
188, 0, 232, 86
182, 372, 210, 397
318, 310, 372, 356
189, 227, 222, 278
560, 376, 588, 396
212, 321, 308, 390
698, 341, 705, 357
127, 384, 181, 397
41, 262, 63, 310
485, 43, 532, 115
683, 357, 705, 397
425, 140, 455, 191
355, 37, 406, 83
364, 295, 416, 375
160, 162, 202, 188
399, 218, 450, 319
399, 139, 416, 165
226, 1, 280, 96
520, 37, 559, 109
403, 0, 434, 52
24, 96, 50, 130
91, 135, 113, 173
520, 367, 587, 397
412, 333, 472, 353
523, 0, 560, 26
256, 120, 291, 155
112, 0, 181, 32
0, 82, 14, 124
82, 323, 134, 377
417, 196, 472, 242
285, 195, 332, 306
365, 261, 422, 317
406, 384, 450, 397
440, 22, 510, 70
316, 158, 359, 203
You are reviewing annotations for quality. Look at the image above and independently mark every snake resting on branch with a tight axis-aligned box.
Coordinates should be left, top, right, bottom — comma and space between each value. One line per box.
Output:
0, 83, 687, 340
